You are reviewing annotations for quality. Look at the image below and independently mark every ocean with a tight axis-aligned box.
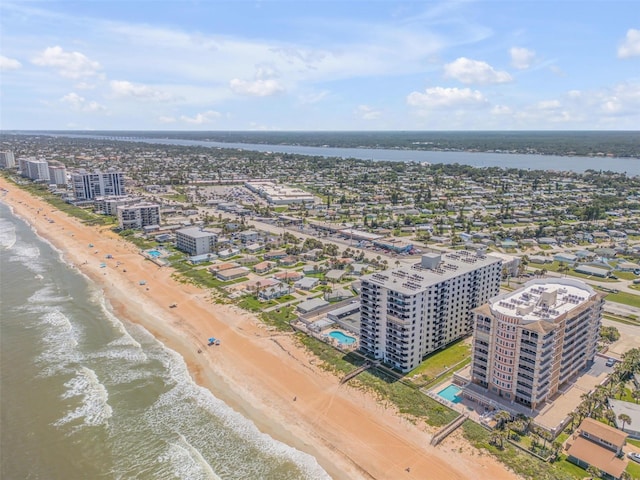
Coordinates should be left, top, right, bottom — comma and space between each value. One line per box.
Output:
0, 201, 330, 480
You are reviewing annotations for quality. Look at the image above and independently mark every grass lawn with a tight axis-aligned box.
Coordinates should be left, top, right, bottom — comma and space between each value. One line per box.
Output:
296, 334, 457, 427
261, 306, 297, 330
604, 290, 640, 308
627, 461, 640, 479
628, 438, 640, 448
461, 422, 581, 480
407, 339, 471, 383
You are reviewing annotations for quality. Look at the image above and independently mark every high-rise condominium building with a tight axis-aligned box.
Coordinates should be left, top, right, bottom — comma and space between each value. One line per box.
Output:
72, 170, 126, 201
471, 278, 603, 409
0, 151, 16, 169
116, 203, 161, 230
360, 251, 502, 372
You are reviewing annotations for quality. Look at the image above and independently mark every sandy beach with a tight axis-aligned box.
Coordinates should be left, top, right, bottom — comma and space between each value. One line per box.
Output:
1, 178, 519, 480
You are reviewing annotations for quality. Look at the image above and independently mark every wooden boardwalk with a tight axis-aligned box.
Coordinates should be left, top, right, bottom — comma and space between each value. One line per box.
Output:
340, 360, 379, 384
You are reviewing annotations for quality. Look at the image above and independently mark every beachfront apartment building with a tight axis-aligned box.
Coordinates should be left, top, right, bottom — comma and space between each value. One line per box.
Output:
175, 227, 218, 256
470, 278, 604, 409
117, 202, 161, 230
359, 251, 502, 372
72, 170, 126, 201
19, 158, 50, 182
0, 151, 16, 169
48, 165, 67, 186
94, 195, 139, 216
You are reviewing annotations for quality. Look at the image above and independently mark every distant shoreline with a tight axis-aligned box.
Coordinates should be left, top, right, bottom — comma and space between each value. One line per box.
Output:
6, 131, 640, 175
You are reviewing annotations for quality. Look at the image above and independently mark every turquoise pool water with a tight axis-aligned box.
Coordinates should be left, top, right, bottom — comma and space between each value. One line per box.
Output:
329, 331, 356, 345
437, 384, 462, 403
147, 249, 162, 258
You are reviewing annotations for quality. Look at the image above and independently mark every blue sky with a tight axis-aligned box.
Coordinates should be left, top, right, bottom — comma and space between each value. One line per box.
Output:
1, 1, 639, 130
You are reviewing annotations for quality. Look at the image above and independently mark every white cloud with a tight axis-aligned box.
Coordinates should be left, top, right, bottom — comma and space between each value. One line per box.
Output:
355, 105, 382, 120
158, 116, 176, 123
60, 92, 106, 112
407, 86, 487, 109
618, 28, 640, 58
443, 57, 512, 85
598, 82, 640, 115
110, 80, 174, 101
509, 47, 536, 69
32, 46, 102, 79
230, 78, 284, 97
180, 110, 221, 124
491, 105, 512, 115
0, 55, 22, 71
297, 90, 330, 105
536, 100, 561, 110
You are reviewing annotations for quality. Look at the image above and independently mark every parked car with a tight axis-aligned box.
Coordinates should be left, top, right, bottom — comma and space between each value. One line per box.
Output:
628, 452, 640, 463
606, 358, 616, 367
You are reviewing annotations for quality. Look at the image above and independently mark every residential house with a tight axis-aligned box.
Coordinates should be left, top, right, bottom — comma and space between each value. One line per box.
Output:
566, 418, 628, 480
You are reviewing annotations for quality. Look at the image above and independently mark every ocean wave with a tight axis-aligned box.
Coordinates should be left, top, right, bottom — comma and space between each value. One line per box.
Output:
55, 366, 112, 429
158, 433, 222, 480
141, 339, 330, 480
0, 216, 17, 249
8, 242, 46, 274
35, 309, 82, 377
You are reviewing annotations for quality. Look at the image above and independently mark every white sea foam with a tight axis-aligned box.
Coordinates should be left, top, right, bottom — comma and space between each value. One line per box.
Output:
55, 366, 112, 428
141, 336, 331, 480
8, 242, 45, 274
158, 434, 222, 480
35, 309, 82, 377
0, 216, 17, 249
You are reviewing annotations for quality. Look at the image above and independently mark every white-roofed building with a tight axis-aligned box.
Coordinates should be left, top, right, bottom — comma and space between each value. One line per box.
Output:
471, 278, 604, 409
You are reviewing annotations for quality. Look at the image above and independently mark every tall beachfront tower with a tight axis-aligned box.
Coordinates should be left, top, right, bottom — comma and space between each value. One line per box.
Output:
471, 278, 604, 409
0, 151, 16, 169
72, 169, 126, 201
360, 251, 502, 372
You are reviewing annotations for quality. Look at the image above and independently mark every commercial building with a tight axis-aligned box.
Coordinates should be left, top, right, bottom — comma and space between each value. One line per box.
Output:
360, 251, 502, 372
245, 180, 315, 204
72, 170, 126, 201
116, 202, 161, 230
470, 278, 603, 409
0, 151, 16, 169
175, 227, 217, 256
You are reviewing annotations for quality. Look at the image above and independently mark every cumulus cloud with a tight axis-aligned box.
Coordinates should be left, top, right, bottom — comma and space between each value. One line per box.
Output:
491, 105, 512, 115
230, 78, 284, 97
180, 110, 221, 124
158, 116, 176, 123
0, 55, 22, 71
536, 100, 562, 110
618, 28, 640, 58
60, 92, 106, 112
509, 47, 536, 69
355, 105, 382, 120
599, 82, 640, 115
32, 46, 102, 79
443, 57, 512, 84
407, 86, 487, 109
110, 80, 174, 101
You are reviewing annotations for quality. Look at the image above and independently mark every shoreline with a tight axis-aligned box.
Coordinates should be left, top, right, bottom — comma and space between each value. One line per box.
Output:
0, 178, 519, 480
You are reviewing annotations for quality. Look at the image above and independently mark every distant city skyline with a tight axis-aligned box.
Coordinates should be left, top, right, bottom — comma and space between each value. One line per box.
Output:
1, 1, 639, 131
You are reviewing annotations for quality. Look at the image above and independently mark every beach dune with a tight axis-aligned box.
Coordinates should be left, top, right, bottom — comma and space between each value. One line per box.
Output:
1, 178, 518, 480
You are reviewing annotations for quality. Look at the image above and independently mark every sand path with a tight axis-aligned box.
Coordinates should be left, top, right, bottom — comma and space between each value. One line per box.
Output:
1, 179, 519, 480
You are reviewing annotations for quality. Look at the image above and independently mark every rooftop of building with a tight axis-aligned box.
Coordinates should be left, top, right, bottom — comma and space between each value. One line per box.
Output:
362, 250, 501, 295
490, 278, 596, 324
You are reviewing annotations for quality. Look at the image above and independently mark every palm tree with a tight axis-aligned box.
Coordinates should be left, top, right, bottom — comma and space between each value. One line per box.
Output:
494, 410, 512, 430
604, 408, 617, 426
618, 413, 631, 431
632, 388, 640, 404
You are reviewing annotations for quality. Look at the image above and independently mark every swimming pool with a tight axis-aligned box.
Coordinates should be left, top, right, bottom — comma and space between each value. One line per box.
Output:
437, 384, 462, 404
147, 249, 162, 258
329, 331, 356, 345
